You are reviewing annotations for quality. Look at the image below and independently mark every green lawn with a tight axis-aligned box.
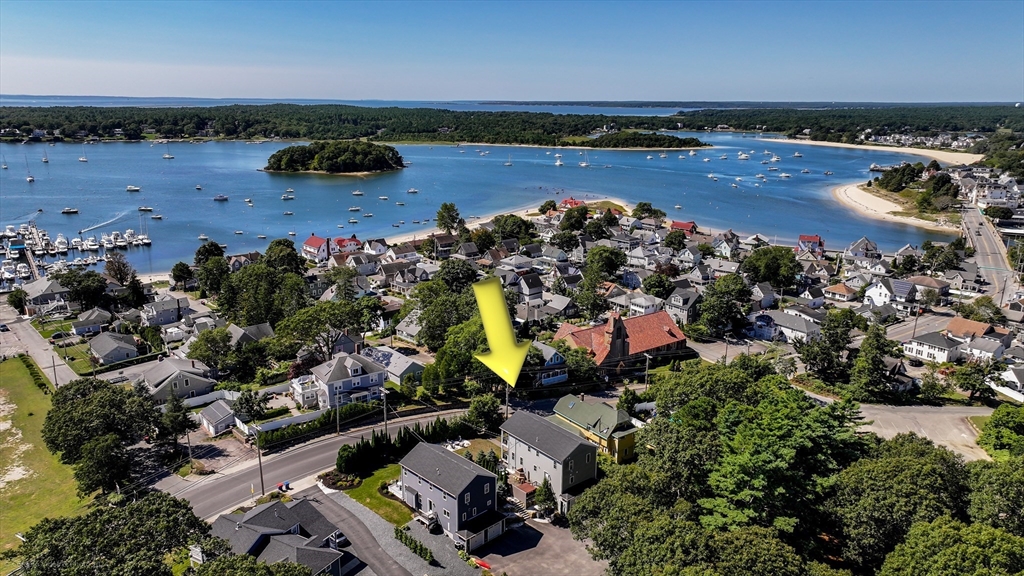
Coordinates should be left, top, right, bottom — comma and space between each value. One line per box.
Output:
30, 318, 74, 339
457, 438, 502, 460
343, 463, 411, 526
57, 343, 95, 375
0, 359, 91, 572
968, 415, 990, 432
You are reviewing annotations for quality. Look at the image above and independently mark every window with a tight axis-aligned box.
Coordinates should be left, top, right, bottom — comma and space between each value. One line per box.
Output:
568, 460, 574, 471
533, 465, 537, 472
184, 378, 190, 387
519, 457, 523, 465
487, 499, 492, 506
442, 493, 446, 501
173, 382, 178, 389
462, 513, 466, 521
464, 494, 470, 504
586, 453, 591, 464
443, 509, 450, 518
429, 500, 433, 511
473, 507, 477, 516
484, 484, 489, 494
570, 475, 574, 484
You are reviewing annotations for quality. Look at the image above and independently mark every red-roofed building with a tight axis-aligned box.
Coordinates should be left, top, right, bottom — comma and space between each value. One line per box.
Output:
560, 196, 586, 209
301, 234, 330, 263
334, 235, 362, 254
553, 310, 690, 370
797, 234, 825, 255
671, 221, 698, 236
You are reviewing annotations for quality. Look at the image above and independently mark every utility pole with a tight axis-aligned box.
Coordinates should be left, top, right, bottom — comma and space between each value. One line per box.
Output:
253, 426, 265, 496
335, 394, 340, 436
644, 353, 652, 392
382, 388, 388, 437
51, 355, 57, 385
505, 382, 510, 421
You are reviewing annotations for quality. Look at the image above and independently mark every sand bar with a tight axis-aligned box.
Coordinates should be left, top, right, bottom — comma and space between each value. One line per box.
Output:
831, 183, 958, 233
764, 138, 984, 165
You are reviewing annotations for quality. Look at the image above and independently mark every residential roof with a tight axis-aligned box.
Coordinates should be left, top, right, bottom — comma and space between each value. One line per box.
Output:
553, 395, 633, 440
200, 399, 235, 424
141, 357, 209, 389
311, 352, 385, 383
968, 338, 1004, 353
945, 317, 992, 340
520, 273, 544, 290
533, 341, 562, 363
78, 307, 113, 323
303, 235, 327, 249
825, 283, 858, 296
22, 277, 66, 300
906, 275, 950, 290
552, 310, 685, 366
911, 331, 961, 350
803, 286, 825, 299
361, 346, 423, 376
400, 442, 496, 496
89, 332, 136, 357
765, 309, 818, 335
501, 410, 594, 463
396, 310, 422, 337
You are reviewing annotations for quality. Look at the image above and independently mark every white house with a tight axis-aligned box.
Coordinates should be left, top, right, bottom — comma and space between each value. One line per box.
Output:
824, 283, 858, 302
799, 286, 825, 309
301, 234, 332, 263
903, 332, 962, 363
199, 399, 235, 436
747, 310, 820, 343
306, 352, 387, 409
964, 338, 1005, 362
629, 294, 663, 317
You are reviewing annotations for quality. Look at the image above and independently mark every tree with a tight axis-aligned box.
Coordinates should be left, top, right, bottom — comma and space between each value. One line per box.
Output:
42, 378, 158, 465
918, 288, 940, 309
560, 205, 589, 231
6, 287, 27, 313
492, 213, 535, 243
435, 258, 477, 293
263, 238, 303, 274
411, 280, 476, 351
325, 265, 358, 303
549, 230, 580, 252
956, 295, 1006, 324
917, 364, 951, 402
275, 301, 357, 363
197, 256, 230, 294
354, 297, 385, 333
829, 434, 969, 571
984, 205, 1015, 220
235, 389, 270, 423
2, 492, 209, 576
534, 476, 556, 514
585, 245, 627, 277
712, 527, 805, 576
642, 273, 675, 300
539, 199, 557, 213
878, 516, 1024, 576
847, 324, 902, 400
159, 392, 200, 452
416, 237, 436, 259
583, 219, 612, 240
664, 229, 689, 251
186, 327, 232, 370
194, 241, 225, 266
171, 261, 193, 288
977, 404, 1024, 457
631, 201, 667, 221
696, 274, 751, 338
336, 444, 358, 474
103, 251, 135, 286
466, 394, 503, 433
193, 553, 313, 576
950, 359, 1000, 401
123, 272, 146, 308
617, 387, 641, 416
436, 202, 463, 234
73, 433, 130, 496
740, 246, 800, 291
696, 243, 715, 258
469, 227, 496, 252
54, 269, 108, 310
795, 308, 858, 383
599, 207, 621, 227
969, 457, 1024, 536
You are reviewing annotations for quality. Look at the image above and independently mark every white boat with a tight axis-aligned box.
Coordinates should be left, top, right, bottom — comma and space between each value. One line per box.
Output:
793, 152, 803, 158
283, 211, 294, 216
363, 213, 373, 217
689, 150, 697, 156
554, 153, 562, 158
674, 204, 682, 209
101, 234, 114, 249
801, 169, 811, 174
70, 238, 83, 250
349, 218, 359, 223
349, 206, 361, 211
2, 154, 8, 169
42, 150, 49, 163
234, 230, 243, 235
407, 188, 419, 193
396, 201, 405, 206
646, 155, 653, 160
55, 234, 68, 253
719, 154, 728, 160
678, 155, 686, 159
703, 158, 710, 162
151, 214, 163, 220
504, 155, 513, 166
257, 235, 267, 239
196, 184, 202, 190
737, 153, 750, 160
379, 196, 389, 200
579, 152, 590, 168
137, 234, 151, 246
3, 225, 15, 238
731, 183, 738, 188
138, 206, 153, 212
79, 145, 88, 162
198, 234, 209, 241
84, 237, 100, 251
352, 190, 364, 196
707, 173, 715, 178
755, 174, 766, 178
124, 229, 136, 243
288, 231, 296, 236
61, 207, 79, 214
26, 175, 34, 182
244, 198, 251, 203
771, 155, 782, 162
779, 173, 792, 178
659, 152, 668, 158
555, 159, 563, 166
162, 143, 174, 159
126, 185, 141, 192
113, 231, 128, 248
281, 194, 294, 200
286, 188, 295, 193
16, 263, 30, 279
768, 166, 779, 171
735, 177, 743, 181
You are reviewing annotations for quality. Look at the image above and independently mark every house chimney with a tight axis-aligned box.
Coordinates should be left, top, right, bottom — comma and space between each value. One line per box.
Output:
579, 393, 585, 401
191, 360, 195, 368
436, 467, 440, 476
235, 522, 240, 531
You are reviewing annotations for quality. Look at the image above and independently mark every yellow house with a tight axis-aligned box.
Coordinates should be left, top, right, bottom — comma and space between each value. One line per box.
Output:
550, 394, 637, 464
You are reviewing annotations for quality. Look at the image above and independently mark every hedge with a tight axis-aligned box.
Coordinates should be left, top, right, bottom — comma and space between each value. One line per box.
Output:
20, 354, 52, 394
258, 401, 380, 447
394, 526, 434, 563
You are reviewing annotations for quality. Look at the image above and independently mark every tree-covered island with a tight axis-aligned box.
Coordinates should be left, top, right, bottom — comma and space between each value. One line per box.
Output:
263, 140, 405, 174
579, 131, 708, 148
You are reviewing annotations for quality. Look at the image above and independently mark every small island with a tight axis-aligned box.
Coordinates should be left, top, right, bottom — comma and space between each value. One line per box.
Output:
575, 131, 708, 149
264, 141, 405, 174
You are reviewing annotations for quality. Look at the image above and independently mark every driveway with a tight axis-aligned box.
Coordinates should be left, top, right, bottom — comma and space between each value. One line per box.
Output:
0, 303, 77, 387
858, 404, 992, 461
475, 520, 607, 576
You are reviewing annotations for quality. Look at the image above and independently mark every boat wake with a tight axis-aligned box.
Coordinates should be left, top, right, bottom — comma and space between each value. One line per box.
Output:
79, 210, 131, 234
3, 210, 46, 225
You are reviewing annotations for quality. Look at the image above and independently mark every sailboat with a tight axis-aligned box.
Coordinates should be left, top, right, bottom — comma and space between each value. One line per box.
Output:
2, 155, 7, 169
162, 143, 174, 160
504, 155, 513, 167
578, 152, 590, 168
79, 144, 88, 162
25, 156, 34, 182
42, 149, 49, 163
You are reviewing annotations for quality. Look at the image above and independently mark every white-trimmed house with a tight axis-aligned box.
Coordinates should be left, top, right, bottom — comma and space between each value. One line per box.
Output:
903, 332, 962, 364
800, 286, 825, 309
824, 283, 858, 302
199, 399, 236, 436
307, 352, 387, 410
533, 342, 568, 386
301, 235, 332, 263
964, 338, 1005, 362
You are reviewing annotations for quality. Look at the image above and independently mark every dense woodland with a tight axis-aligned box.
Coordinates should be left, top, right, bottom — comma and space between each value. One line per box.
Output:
581, 131, 707, 148
264, 141, 404, 173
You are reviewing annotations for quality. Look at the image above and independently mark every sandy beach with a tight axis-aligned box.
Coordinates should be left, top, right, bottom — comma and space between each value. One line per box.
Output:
831, 183, 959, 233
765, 138, 984, 165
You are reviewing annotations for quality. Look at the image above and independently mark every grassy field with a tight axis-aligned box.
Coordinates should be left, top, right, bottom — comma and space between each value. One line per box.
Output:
343, 463, 411, 526
30, 318, 74, 339
968, 414, 990, 432
0, 359, 91, 572
587, 200, 627, 213
57, 343, 95, 375
456, 438, 502, 460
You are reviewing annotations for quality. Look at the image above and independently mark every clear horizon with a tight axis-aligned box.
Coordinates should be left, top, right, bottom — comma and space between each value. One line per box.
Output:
1, 1, 1022, 102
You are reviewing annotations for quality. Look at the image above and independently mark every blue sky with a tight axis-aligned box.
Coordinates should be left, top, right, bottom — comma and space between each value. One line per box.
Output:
1, 0, 1022, 101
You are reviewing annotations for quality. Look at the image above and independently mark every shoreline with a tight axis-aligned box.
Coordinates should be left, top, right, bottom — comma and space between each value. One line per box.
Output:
761, 138, 984, 165
830, 182, 959, 233
259, 168, 402, 178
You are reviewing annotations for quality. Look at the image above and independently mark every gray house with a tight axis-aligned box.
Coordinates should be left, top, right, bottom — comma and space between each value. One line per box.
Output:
308, 352, 386, 409
89, 332, 138, 365
138, 358, 215, 403
500, 411, 597, 513
199, 399, 235, 436
72, 307, 112, 336
141, 296, 192, 327
360, 345, 424, 384
209, 500, 357, 576
399, 443, 505, 552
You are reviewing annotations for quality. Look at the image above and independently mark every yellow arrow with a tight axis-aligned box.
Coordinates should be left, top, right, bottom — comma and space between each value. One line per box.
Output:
472, 276, 530, 387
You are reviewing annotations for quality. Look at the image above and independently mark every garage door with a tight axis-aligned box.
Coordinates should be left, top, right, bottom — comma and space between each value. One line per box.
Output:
485, 521, 503, 542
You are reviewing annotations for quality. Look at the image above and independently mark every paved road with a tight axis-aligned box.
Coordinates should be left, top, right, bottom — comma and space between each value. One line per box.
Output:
299, 487, 413, 576
164, 410, 467, 519
886, 310, 953, 343
963, 207, 1019, 305
0, 303, 78, 386
858, 404, 992, 461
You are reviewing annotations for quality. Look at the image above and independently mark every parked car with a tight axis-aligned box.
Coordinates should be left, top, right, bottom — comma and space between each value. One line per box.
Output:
0, 324, 9, 332
48, 331, 69, 343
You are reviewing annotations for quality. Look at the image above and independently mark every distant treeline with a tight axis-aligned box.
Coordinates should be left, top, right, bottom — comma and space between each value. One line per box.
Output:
581, 132, 707, 148
671, 106, 1024, 142
0, 104, 684, 146
264, 141, 404, 173
482, 101, 1018, 109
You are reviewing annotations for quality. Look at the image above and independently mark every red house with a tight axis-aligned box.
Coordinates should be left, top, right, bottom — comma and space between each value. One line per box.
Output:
796, 234, 825, 255
301, 235, 330, 263
553, 310, 688, 369
671, 221, 698, 236
560, 196, 586, 209
334, 235, 362, 254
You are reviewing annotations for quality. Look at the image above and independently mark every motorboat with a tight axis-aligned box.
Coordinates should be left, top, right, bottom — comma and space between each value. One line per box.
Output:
337, 224, 345, 228
392, 224, 400, 228
27, 175, 34, 182
407, 188, 419, 193
61, 207, 79, 214
196, 185, 202, 190
352, 190, 364, 196
286, 188, 294, 193
707, 173, 715, 178
257, 235, 267, 239
554, 153, 562, 158
731, 183, 738, 188
137, 233, 151, 246
138, 206, 153, 212
288, 231, 296, 236
198, 234, 209, 241
283, 211, 294, 216
793, 152, 803, 157
674, 204, 682, 209
768, 166, 779, 171
413, 220, 420, 224
281, 194, 294, 200
244, 198, 251, 203
824, 171, 834, 175
703, 158, 710, 162
349, 206, 361, 211
84, 237, 100, 251
124, 229, 136, 243
151, 214, 163, 220
737, 153, 750, 160
801, 169, 811, 174
719, 154, 728, 159
646, 155, 653, 160
379, 196, 389, 200
101, 234, 114, 249
779, 173, 792, 178
755, 174, 766, 179
689, 150, 697, 156
555, 159, 563, 166
17, 263, 30, 279
113, 231, 128, 248
678, 155, 686, 159
736, 177, 743, 181
234, 230, 244, 235
659, 152, 668, 158
70, 238, 83, 251
55, 235, 68, 253
126, 185, 141, 192
363, 213, 374, 217
213, 195, 228, 201
349, 218, 359, 223
504, 155, 513, 166
396, 201, 405, 206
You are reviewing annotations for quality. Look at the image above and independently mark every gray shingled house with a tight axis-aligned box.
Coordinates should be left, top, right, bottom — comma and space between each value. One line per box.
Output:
399, 443, 506, 552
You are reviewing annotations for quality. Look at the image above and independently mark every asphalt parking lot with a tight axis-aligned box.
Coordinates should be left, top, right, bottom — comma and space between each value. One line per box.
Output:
477, 520, 607, 576
858, 404, 993, 461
